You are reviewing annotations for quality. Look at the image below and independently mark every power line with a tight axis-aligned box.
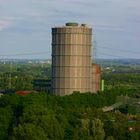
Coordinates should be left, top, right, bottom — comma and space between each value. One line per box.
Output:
96, 52, 137, 59
0, 51, 136, 59
98, 46, 140, 54
97, 52, 122, 58
0, 46, 138, 59
0, 51, 51, 57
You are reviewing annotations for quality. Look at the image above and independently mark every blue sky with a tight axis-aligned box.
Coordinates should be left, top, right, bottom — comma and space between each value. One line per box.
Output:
0, 0, 140, 59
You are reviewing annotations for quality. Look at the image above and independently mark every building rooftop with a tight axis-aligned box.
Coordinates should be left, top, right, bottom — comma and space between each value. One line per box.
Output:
52, 22, 91, 28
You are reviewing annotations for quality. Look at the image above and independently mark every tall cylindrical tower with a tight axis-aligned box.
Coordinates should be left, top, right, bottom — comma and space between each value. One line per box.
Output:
52, 23, 92, 95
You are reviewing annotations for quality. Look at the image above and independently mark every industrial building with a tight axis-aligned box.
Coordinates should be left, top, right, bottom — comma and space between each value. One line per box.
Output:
51, 22, 101, 96
33, 79, 51, 93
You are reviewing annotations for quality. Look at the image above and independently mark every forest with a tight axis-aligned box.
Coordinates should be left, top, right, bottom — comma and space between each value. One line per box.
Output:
0, 59, 140, 140
0, 91, 140, 140
0, 62, 51, 91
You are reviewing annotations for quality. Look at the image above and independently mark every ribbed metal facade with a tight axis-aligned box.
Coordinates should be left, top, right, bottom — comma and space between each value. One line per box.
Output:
91, 64, 101, 93
52, 23, 92, 95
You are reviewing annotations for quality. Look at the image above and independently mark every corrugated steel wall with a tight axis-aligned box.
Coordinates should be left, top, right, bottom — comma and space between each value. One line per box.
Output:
91, 64, 101, 93
52, 24, 92, 95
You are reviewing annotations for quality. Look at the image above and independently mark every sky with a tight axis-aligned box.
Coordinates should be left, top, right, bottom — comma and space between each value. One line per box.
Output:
0, 0, 140, 59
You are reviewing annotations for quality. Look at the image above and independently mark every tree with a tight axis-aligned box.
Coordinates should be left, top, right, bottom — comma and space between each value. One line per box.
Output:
81, 118, 105, 140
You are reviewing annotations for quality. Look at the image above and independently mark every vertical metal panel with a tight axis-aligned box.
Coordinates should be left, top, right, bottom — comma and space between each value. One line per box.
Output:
91, 64, 101, 93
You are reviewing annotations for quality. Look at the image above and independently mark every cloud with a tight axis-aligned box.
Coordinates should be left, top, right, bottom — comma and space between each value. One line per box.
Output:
0, 20, 11, 31
0, 0, 140, 59
0, 17, 16, 31
0, 16, 23, 31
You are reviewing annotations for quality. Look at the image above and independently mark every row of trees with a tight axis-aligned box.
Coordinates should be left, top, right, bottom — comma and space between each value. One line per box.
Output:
0, 63, 139, 91
102, 73, 140, 90
0, 91, 140, 140
0, 63, 51, 91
